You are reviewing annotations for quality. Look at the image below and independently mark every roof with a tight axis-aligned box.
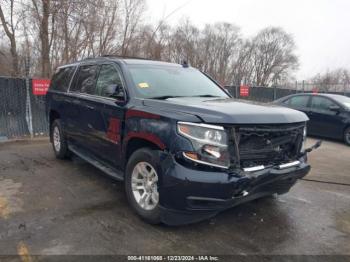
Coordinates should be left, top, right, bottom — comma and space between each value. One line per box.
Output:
56, 56, 183, 70
121, 58, 182, 67
316, 93, 348, 99
274, 92, 350, 103
287, 93, 348, 99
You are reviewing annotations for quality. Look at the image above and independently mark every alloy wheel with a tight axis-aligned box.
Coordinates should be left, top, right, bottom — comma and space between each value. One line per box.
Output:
131, 162, 159, 210
346, 129, 350, 145
53, 126, 61, 152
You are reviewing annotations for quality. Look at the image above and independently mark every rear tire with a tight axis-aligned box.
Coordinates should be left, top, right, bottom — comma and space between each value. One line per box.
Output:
344, 127, 350, 146
125, 148, 161, 224
51, 119, 70, 159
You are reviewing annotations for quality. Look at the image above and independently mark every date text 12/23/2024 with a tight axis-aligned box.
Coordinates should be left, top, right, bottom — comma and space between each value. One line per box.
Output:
127, 256, 219, 261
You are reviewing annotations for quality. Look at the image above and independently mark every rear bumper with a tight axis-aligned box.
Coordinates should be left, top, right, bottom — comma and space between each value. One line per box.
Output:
158, 153, 310, 225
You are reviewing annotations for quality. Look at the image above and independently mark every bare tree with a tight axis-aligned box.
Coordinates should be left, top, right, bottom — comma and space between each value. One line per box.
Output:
0, 0, 20, 76
120, 0, 145, 56
311, 68, 350, 92
230, 40, 254, 86
0, 45, 14, 75
29, 0, 56, 78
165, 20, 241, 85
251, 27, 298, 86
201, 23, 240, 85
0, 2, 303, 84
169, 19, 200, 65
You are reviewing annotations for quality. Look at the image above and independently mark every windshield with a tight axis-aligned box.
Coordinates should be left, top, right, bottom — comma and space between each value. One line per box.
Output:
127, 65, 229, 99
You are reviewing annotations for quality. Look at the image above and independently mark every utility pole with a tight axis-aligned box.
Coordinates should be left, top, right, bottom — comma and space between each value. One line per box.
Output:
25, 56, 33, 138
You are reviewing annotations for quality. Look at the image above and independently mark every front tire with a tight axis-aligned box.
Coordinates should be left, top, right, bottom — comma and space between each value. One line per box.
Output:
125, 148, 161, 224
344, 127, 350, 146
51, 119, 70, 159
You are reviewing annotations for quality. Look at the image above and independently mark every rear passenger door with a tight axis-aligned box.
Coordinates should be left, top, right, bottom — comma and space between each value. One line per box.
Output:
47, 66, 76, 130
309, 96, 344, 138
67, 64, 102, 150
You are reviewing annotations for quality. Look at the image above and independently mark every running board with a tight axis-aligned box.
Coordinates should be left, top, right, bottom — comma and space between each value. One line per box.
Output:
68, 145, 124, 181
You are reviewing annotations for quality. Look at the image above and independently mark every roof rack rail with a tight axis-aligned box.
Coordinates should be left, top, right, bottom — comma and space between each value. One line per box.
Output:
100, 55, 150, 60
78, 55, 151, 62
80, 57, 96, 61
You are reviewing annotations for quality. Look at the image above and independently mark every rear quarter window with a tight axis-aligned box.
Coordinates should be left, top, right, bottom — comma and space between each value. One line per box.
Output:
50, 66, 76, 92
310, 96, 336, 110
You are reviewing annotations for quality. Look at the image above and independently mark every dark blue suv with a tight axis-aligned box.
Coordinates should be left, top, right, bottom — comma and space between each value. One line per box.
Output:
46, 56, 317, 225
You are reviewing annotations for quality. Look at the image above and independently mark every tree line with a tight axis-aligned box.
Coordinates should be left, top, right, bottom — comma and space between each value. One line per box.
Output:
0, 0, 348, 89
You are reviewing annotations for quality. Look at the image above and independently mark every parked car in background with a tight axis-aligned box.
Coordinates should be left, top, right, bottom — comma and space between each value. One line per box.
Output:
46, 56, 319, 225
274, 93, 350, 145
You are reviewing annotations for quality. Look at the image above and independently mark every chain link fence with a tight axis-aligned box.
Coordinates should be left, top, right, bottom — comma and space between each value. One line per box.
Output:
226, 85, 350, 103
1, 77, 350, 141
0, 77, 48, 141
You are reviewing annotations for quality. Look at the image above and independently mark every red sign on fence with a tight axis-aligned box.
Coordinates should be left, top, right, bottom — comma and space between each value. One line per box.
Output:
312, 87, 318, 94
240, 85, 249, 97
32, 79, 50, 95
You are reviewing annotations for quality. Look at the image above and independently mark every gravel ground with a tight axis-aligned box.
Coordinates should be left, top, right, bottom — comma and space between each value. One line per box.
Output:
0, 138, 349, 257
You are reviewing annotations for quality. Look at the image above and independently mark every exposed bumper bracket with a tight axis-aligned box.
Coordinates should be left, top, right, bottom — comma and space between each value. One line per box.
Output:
301, 140, 322, 157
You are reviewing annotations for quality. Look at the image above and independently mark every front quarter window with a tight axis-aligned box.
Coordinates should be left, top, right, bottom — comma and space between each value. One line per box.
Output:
95, 64, 125, 98
288, 96, 310, 108
70, 65, 99, 94
127, 65, 229, 99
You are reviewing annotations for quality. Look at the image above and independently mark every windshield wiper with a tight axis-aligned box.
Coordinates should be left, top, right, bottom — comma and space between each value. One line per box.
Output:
148, 95, 222, 100
190, 95, 222, 98
148, 95, 184, 100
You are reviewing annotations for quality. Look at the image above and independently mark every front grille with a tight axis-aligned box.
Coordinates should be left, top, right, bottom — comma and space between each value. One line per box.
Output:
228, 123, 305, 168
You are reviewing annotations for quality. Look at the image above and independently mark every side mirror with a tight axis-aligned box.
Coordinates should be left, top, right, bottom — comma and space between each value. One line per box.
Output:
329, 105, 341, 112
105, 84, 125, 100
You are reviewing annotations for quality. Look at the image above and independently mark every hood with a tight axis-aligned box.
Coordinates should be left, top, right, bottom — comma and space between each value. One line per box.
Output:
143, 97, 309, 124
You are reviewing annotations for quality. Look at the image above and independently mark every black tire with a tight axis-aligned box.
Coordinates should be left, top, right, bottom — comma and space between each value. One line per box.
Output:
344, 127, 350, 146
51, 119, 70, 159
125, 148, 161, 224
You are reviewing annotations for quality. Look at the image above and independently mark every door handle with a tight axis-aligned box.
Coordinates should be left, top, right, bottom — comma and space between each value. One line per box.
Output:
72, 99, 80, 105
85, 105, 95, 110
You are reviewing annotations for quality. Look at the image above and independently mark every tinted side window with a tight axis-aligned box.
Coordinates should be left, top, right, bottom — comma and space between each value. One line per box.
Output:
71, 65, 99, 94
288, 96, 309, 107
311, 97, 336, 111
281, 98, 290, 105
50, 67, 76, 92
95, 64, 124, 97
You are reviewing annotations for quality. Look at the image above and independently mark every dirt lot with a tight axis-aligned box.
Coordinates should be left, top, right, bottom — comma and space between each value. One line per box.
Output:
0, 138, 349, 256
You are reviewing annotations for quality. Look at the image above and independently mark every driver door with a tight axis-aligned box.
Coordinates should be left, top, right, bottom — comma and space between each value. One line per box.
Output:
90, 64, 127, 168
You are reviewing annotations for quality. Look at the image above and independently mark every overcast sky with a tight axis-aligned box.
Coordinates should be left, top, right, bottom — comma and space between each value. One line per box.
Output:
146, 0, 350, 80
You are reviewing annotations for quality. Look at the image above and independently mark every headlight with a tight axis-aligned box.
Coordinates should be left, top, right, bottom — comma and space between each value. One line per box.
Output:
177, 122, 230, 169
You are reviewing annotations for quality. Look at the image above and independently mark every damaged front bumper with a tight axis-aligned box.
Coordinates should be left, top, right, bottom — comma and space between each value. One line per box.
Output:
158, 153, 311, 225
